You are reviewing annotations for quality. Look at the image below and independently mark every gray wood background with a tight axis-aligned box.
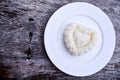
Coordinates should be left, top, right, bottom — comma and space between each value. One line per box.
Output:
0, 0, 120, 80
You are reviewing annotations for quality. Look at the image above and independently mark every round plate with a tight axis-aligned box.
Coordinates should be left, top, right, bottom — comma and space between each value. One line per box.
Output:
44, 2, 116, 76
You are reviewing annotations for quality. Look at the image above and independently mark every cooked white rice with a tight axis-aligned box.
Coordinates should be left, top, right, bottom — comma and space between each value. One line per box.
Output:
64, 23, 97, 56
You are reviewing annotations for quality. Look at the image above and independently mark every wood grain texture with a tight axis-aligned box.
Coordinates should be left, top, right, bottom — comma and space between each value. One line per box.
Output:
0, 0, 120, 79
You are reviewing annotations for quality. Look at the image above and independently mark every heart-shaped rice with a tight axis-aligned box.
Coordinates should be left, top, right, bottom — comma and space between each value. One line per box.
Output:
64, 23, 97, 56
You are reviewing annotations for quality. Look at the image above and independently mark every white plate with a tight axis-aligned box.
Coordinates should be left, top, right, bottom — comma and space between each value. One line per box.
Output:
44, 2, 116, 76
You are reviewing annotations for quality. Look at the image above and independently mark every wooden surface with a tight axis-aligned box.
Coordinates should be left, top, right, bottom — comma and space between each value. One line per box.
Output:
0, 0, 120, 79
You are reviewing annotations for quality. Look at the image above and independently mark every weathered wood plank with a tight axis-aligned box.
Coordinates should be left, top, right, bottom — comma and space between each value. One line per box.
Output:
0, 0, 120, 79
